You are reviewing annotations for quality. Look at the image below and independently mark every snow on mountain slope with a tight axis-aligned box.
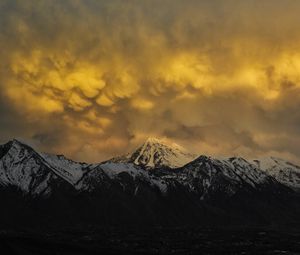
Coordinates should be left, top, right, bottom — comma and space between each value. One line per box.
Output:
164, 155, 281, 200
0, 138, 299, 200
112, 137, 197, 169
0, 140, 64, 195
251, 157, 300, 189
82, 155, 269, 198
78, 162, 168, 193
228, 157, 270, 186
102, 162, 167, 192
40, 153, 90, 185
100, 162, 147, 179
118, 137, 300, 190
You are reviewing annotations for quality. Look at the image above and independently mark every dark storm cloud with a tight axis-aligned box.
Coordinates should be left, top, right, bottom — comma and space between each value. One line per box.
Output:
0, 0, 300, 163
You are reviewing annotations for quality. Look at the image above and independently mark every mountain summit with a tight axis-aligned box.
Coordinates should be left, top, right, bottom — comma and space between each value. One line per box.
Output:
110, 137, 197, 169
130, 137, 196, 168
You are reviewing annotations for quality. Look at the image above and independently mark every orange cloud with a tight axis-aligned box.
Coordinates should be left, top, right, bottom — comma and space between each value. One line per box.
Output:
1, 0, 300, 164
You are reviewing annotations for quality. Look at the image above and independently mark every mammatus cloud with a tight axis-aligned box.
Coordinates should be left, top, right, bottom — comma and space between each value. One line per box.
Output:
1, 0, 300, 162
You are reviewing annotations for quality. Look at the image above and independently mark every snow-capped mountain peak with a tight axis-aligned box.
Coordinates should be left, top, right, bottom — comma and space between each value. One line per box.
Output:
0, 139, 56, 195
129, 137, 197, 169
0, 139, 90, 194
0, 139, 36, 161
1, 139, 27, 153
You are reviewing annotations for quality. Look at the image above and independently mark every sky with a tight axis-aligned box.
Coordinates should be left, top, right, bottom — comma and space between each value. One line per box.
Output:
1, 0, 300, 163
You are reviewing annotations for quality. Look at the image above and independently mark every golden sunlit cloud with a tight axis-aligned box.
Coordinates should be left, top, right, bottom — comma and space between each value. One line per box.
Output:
1, 0, 300, 163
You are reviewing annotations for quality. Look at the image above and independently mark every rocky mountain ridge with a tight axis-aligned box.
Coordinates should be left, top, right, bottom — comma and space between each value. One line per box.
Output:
0, 138, 299, 228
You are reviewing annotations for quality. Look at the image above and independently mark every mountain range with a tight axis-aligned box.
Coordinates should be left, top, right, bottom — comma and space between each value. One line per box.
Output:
0, 137, 300, 229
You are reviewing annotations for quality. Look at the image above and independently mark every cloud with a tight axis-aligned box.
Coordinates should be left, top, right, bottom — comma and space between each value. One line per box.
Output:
0, 0, 300, 163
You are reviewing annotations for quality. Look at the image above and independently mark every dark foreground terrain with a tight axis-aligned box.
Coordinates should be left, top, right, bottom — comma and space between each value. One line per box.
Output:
0, 227, 299, 255
1, 140, 300, 254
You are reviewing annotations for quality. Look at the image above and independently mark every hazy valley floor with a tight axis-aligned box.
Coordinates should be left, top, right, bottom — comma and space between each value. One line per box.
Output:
0, 227, 300, 255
